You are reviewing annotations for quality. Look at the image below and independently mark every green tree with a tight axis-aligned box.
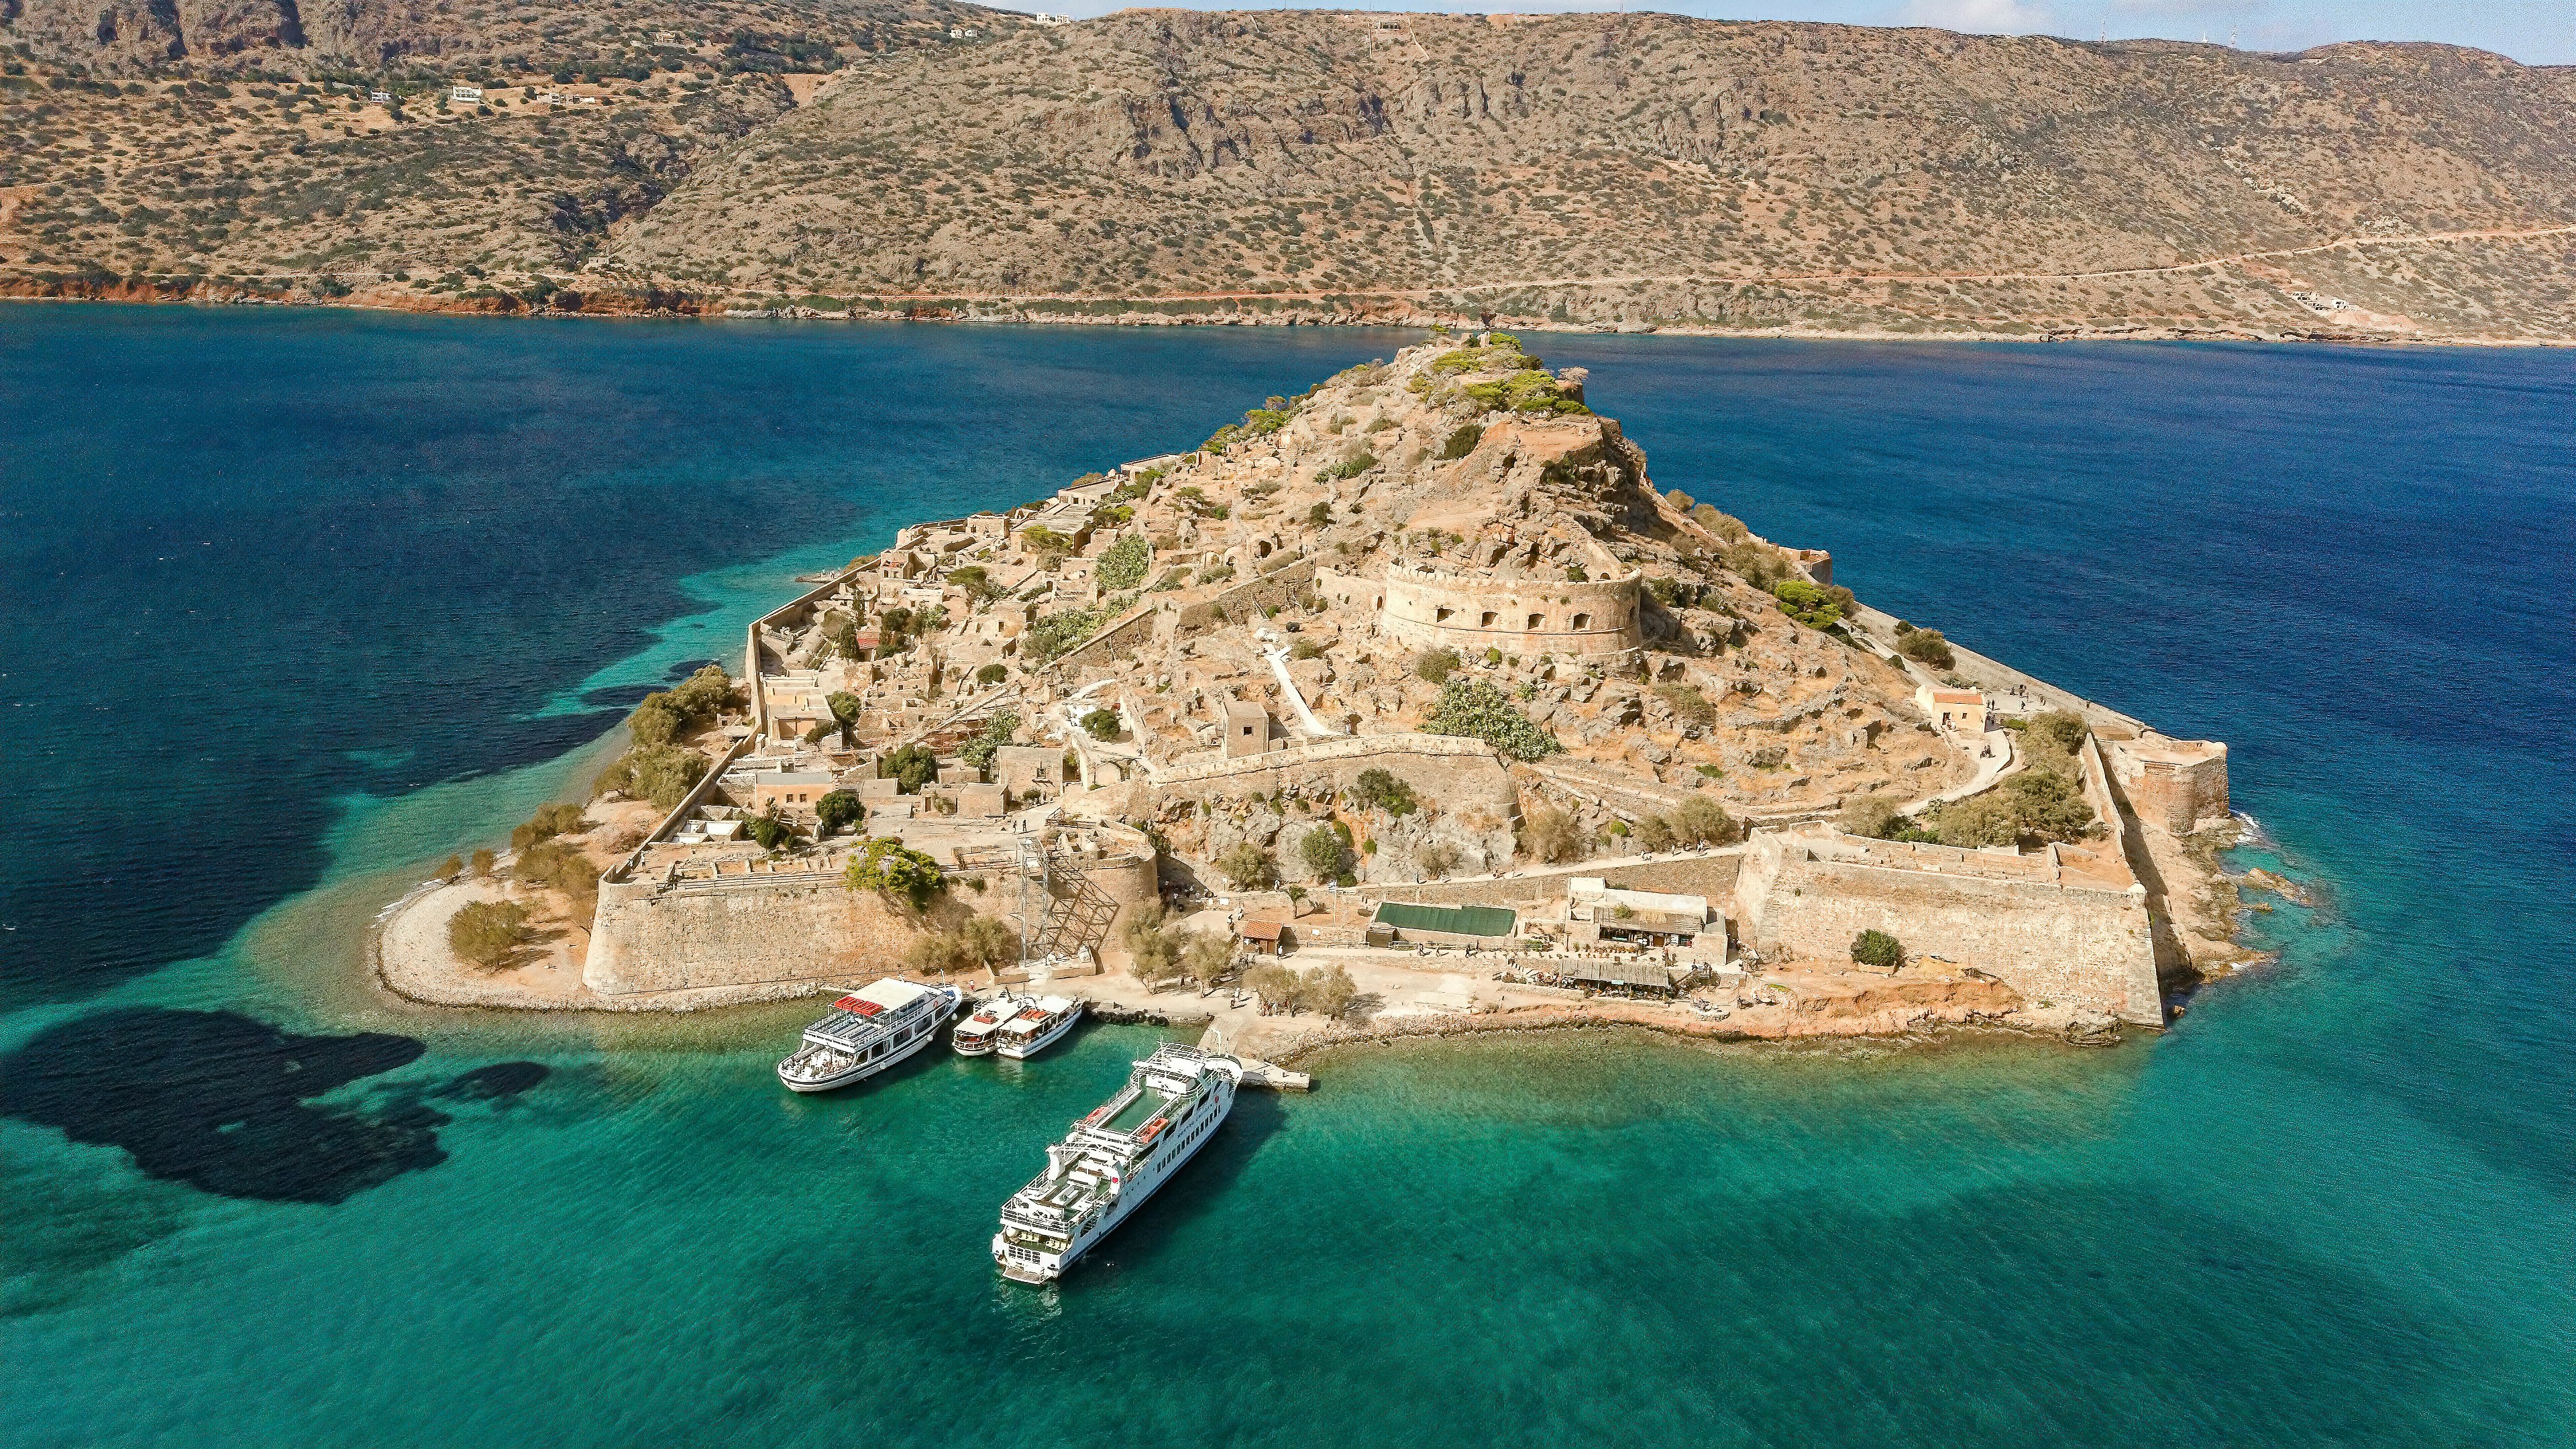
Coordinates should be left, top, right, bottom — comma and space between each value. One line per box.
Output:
815, 790, 865, 837
1851, 929, 1904, 970
959, 712, 1018, 777
826, 690, 863, 747
469, 847, 497, 875
1122, 904, 1187, 987
1217, 843, 1279, 890
844, 837, 947, 912
1671, 796, 1740, 847
1181, 931, 1234, 989
1635, 815, 1676, 851
1244, 961, 1299, 1013
435, 854, 464, 879
1297, 825, 1346, 879
448, 900, 531, 969
881, 744, 938, 793
975, 662, 1009, 686
1297, 963, 1357, 1018
1081, 708, 1122, 741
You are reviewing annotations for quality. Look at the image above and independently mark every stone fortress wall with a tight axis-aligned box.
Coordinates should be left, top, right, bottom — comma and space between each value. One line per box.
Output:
1318, 563, 1643, 659
2105, 734, 2231, 835
1727, 731, 2165, 1026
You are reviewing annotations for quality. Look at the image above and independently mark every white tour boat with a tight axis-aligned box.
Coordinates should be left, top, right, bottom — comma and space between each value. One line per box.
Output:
951, 992, 1031, 1057
776, 978, 961, 1093
994, 995, 1085, 1060
992, 1042, 1241, 1283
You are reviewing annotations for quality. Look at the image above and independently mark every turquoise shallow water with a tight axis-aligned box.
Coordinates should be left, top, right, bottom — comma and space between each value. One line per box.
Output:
3, 307, 2571, 1446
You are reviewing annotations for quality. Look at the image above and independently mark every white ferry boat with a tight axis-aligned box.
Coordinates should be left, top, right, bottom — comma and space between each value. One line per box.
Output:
951, 992, 1031, 1057
776, 978, 961, 1093
994, 995, 1085, 1060
993, 1042, 1241, 1283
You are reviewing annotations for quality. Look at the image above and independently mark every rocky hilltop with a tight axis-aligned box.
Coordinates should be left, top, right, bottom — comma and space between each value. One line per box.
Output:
384, 334, 2249, 1049
5, 9, 2571, 339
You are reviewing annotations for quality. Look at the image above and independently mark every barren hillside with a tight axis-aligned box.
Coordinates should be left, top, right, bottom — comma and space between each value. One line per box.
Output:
6, 7, 2572, 337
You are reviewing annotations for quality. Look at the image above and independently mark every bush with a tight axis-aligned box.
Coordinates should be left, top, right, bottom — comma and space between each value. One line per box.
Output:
1095, 534, 1151, 591
1026, 606, 1106, 662
470, 847, 496, 875
1852, 929, 1904, 970
975, 662, 1008, 686
1670, 796, 1740, 847
881, 743, 938, 794
1421, 680, 1562, 761
514, 839, 601, 914
1770, 578, 1851, 629
1352, 767, 1417, 818
905, 915, 1018, 974
448, 900, 531, 969
1635, 815, 1676, 852
959, 712, 1018, 777
1414, 840, 1462, 879
1519, 806, 1582, 863
1927, 769, 2094, 849
746, 806, 796, 851
1297, 826, 1346, 879
843, 837, 947, 912
2027, 709, 2090, 756
1216, 843, 1279, 890
1017, 525, 1075, 560
436, 854, 464, 879
1654, 682, 1716, 728
1289, 637, 1326, 661
1316, 451, 1377, 482
1894, 628, 1955, 669
1838, 794, 1903, 840
816, 790, 865, 836
1081, 708, 1122, 741
509, 802, 588, 853
1411, 647, 1462, 684
1436, 423, 1484, 460
1307, 501, 1332, 526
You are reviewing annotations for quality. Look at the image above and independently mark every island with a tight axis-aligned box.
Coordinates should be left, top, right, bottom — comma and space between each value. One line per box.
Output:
377, 334, 2253, 1056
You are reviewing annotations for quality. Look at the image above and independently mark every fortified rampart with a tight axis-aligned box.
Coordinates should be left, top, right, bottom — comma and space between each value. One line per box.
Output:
1731, 826, 2161, 1025
584, 870, 918, 994
2106, 735, 2231, 835
1323, 562, 1642, 658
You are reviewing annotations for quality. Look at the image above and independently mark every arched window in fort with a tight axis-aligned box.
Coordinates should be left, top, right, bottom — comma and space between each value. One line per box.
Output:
1572, 612, 1591, 631
1436, 606, 1455, 623
1480, 610, 1497, 627
1527, 613, 1544, 630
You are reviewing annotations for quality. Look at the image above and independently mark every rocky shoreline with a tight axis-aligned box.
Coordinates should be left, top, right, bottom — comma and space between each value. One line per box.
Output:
5, 282, 2560, 348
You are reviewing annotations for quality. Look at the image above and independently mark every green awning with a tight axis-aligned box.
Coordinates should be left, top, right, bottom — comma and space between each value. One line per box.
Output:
1370, 902, 1518, 938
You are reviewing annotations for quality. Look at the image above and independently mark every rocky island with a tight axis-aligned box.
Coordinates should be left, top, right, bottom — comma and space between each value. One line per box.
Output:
379, 333, 2249, 1054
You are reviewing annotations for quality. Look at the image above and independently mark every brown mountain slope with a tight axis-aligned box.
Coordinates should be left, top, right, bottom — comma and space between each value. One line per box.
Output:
0, 1, 1020, 297
599, 11, 2576, 339
5, 0, 1010, 78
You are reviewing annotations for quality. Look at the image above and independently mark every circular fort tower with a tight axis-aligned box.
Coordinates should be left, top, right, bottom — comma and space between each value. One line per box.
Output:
1321, 563, 1644, 659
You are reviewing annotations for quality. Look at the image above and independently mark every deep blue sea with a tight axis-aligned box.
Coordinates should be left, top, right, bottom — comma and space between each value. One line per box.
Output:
3, 306, 2570, 1447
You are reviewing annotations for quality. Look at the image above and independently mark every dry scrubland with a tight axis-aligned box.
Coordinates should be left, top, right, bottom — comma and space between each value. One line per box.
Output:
4, 6, 2571, 338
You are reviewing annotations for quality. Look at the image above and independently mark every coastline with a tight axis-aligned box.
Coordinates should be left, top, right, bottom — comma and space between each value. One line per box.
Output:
6, 283, 2567, 350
